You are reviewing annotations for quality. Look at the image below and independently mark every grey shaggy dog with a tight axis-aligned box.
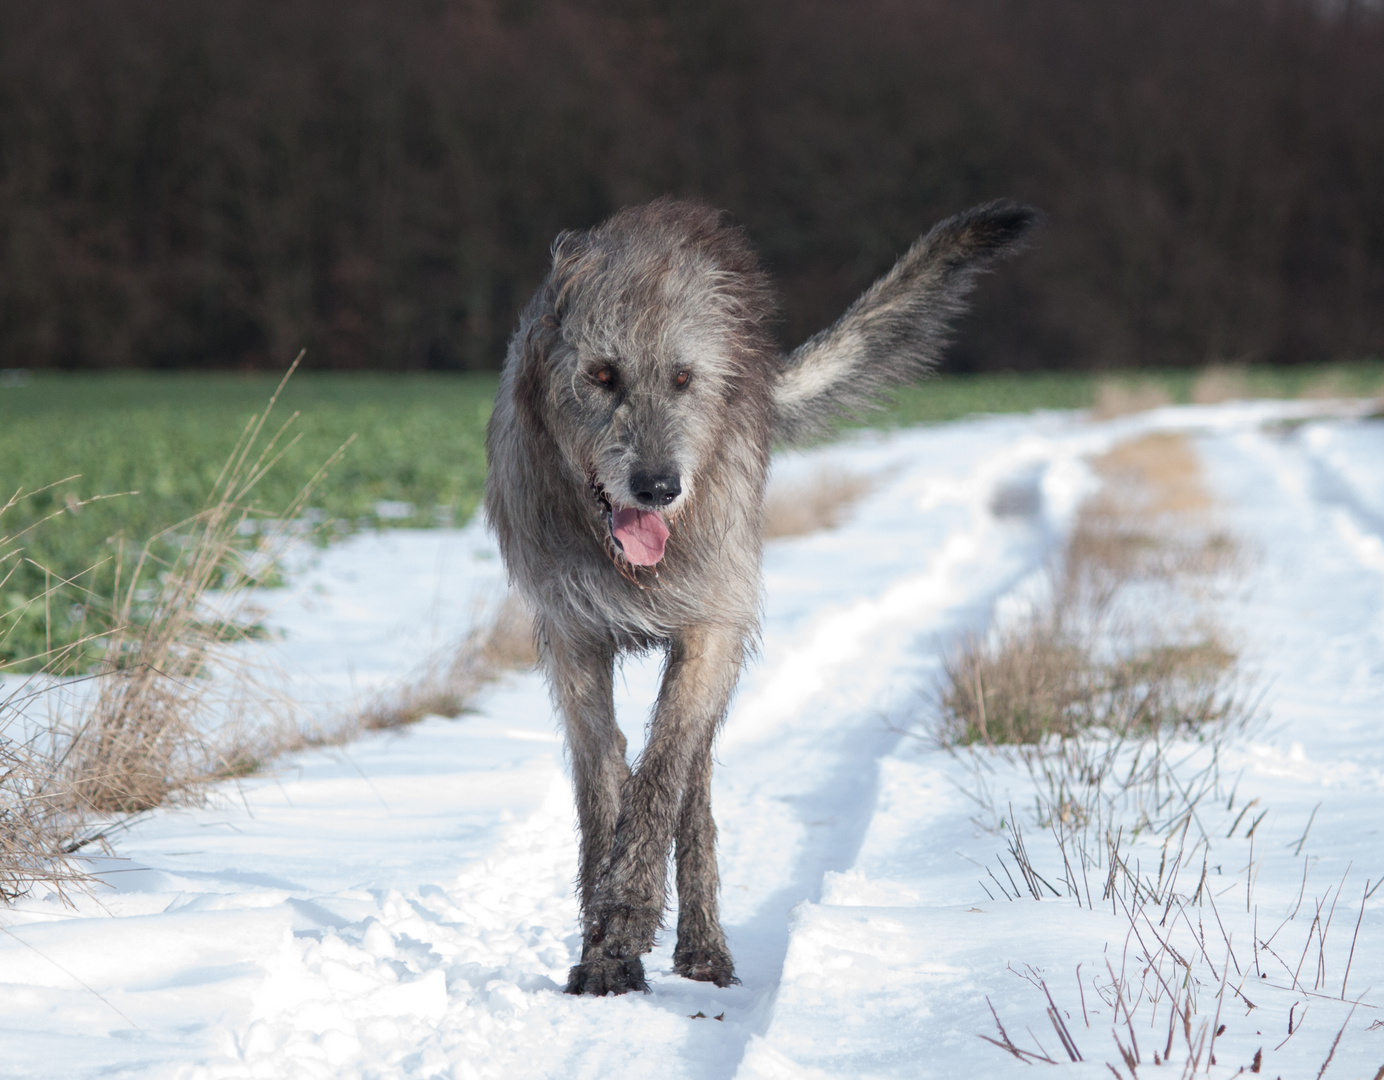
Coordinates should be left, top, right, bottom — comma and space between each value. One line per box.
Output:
485, 196, 1036, 996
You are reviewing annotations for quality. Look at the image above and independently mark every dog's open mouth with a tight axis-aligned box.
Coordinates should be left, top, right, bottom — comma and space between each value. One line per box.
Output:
592, 483, 670, 567
610, 506, 669, 566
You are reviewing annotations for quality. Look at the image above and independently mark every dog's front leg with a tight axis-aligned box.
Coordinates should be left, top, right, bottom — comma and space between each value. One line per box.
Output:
543, 625, 629, 927
672, 738, 738, 986
566, 624, 743, 996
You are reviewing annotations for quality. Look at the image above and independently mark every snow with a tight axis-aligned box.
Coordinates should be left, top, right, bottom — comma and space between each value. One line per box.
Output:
2, 399, 1383, 1078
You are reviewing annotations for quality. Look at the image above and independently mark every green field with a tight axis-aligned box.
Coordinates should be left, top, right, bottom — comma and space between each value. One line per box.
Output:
2, 362, 1380, 667
1, 373, 497, 667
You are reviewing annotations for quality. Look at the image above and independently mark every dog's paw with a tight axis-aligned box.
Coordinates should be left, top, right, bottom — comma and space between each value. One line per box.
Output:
673, 946, 739, 988
565, 955, 649, 996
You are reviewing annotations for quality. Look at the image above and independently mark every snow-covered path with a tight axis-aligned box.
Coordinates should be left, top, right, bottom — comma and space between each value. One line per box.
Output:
2, 401, 1382, 1079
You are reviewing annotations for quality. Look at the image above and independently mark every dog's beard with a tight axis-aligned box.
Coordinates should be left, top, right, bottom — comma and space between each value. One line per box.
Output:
610, 507, 669, 566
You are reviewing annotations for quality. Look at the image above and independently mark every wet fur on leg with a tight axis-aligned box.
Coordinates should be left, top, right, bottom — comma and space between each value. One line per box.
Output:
565, 954, 648, 996
485, 196, 1037, 996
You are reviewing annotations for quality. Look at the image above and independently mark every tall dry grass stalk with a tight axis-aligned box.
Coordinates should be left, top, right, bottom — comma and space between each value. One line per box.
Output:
2, 480, 133, 673
2, 362, 352, 893
63, 358, 349, 816
0, 682, 91, 901
937, 432, 1243, 747
1, 484, 123, 896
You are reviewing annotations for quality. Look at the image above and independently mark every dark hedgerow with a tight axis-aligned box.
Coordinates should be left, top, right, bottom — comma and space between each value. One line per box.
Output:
0, 0, 1380, 375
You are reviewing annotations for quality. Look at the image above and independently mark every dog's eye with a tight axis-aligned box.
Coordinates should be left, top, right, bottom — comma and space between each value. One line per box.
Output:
593, 365, 618, 388
674, 369, 691, 388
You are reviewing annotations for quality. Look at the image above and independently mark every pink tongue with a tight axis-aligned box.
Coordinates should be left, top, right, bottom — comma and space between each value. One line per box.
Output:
611, 507, 670, 566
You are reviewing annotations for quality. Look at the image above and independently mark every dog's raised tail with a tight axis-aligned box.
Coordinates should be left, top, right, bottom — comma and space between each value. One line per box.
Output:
773, 199, 1039, 444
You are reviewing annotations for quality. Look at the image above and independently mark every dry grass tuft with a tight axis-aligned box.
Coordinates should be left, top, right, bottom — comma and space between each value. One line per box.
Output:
1, 361, 352, 902
940, 621, 1241, 747
4, 362, 540, 899
1191, 362, 1251, 405
951, 427, 1364, 1077
2, 487, 111, 895
1092, 379, 1174, 419
763, 468, 873, 539
1091, 431, 1209, 517
0, 686, 90, 902
1077, 432, 1237, 579
354, 593, 537, 733
64, 362, 343, 815
937, 432, 1242, 746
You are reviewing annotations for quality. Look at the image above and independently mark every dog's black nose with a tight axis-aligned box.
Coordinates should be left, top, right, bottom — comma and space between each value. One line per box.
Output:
630, 470, 681, 507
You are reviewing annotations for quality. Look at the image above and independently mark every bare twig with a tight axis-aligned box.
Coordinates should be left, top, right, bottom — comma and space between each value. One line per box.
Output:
1314, 1001, 1359, 1079
981, 996, 1057, 1064
1292, 801, 1322, 857
1341, 881, 1368, 1001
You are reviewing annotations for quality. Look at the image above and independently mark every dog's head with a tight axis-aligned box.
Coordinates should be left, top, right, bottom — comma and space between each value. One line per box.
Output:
513, 198, 776, 567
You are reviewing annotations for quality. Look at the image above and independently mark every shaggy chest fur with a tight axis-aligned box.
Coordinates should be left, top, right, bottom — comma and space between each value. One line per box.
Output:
485, 371, 771, 650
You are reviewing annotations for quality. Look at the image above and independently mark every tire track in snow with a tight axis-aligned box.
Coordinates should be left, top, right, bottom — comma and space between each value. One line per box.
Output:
729, 407, 1384, 1080
198, 770, 717, 1079
690, 428, 1070, 1077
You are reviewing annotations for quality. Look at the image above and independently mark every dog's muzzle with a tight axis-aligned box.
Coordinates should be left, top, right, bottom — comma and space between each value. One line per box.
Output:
591, 478, 672, 567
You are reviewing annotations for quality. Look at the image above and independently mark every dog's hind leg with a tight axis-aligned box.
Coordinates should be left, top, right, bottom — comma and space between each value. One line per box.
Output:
672, 739, 738, 986
543, 625, 629, 922
566, 624, 743, 996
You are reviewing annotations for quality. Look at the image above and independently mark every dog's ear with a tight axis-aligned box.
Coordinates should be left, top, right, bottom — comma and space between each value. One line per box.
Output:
514, 309, 561, 439
515, 227, 598, 436
550, 228, 588, 266
548, 229, 594, 324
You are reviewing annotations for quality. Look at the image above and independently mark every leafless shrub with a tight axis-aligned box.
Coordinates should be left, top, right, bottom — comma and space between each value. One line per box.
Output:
762, 468, 873, 540
351, 592, 537, 734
